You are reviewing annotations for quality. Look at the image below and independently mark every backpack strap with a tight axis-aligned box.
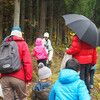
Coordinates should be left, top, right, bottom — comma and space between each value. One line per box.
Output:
8, 36, 13, 41
21, 59, 26, 82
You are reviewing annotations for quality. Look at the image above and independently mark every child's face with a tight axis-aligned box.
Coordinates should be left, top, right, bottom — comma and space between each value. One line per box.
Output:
47, 77, 51, 81
44, 37, 48, 40
40, 76, 51, 82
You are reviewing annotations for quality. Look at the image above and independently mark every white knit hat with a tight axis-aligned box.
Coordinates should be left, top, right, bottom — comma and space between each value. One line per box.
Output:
44, 32, 49, 37
11, 27, 22, 37
38, 63, 52, 80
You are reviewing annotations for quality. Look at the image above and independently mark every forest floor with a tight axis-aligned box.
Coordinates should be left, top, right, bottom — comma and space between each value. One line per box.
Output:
27, 46, 100, 100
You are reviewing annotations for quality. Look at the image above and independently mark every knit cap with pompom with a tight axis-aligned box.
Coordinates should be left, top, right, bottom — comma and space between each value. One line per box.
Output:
38, 62, 52, 80
11, 27, 22, 37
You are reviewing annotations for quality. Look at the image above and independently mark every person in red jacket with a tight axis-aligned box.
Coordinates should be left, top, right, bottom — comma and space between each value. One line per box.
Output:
66, 35, 97, 94
1, 27, 33, 100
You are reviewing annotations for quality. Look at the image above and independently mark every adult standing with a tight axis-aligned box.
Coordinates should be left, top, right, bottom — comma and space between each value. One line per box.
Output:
42, 32, 53, 67
66, 35, 97, 93
1, 27, 33, 100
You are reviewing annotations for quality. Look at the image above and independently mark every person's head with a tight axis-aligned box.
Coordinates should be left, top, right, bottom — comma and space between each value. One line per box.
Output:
35, 38, 42, 46
44, 32, 49, 40
65, 58, 80, 72
11, 27, 22, 37
38, 62, 52, 81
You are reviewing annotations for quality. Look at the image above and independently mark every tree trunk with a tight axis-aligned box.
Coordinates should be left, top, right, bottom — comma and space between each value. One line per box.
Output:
20, 0, 25, 32
13, 0, 20, 27
39, 0, 46, 37
61, 24, 65, 44
28, 0, 33, 44
0, 1, 3, 43
56, 22, 59, 45
36, 0, 40, 36
48, 0, 53, 40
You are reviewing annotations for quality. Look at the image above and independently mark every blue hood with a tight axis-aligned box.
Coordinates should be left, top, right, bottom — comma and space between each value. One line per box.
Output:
59, 69, 80, 84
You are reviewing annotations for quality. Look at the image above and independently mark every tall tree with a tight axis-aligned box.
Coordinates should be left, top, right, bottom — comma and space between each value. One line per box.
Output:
39, 0, 46, 37
20, 0, 25, 32
13, 0, 20, 27
36, 0, 40, 36
48, 0, 53, 40
61, 23, 66, 44
0, 1, 3, 44
28, 0, 33, 44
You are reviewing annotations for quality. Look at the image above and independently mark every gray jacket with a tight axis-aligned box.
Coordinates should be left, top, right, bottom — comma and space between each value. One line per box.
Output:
30, 84, 53, 100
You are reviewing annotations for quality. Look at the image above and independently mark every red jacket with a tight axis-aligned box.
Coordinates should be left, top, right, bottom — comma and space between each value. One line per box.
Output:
66, 36, 97, 65
1, 36, 33, 83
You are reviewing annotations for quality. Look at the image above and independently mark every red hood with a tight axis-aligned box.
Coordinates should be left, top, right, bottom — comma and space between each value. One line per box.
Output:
5, 36, 24, 42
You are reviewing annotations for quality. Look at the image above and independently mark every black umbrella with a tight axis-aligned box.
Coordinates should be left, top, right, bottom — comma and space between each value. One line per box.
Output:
99, 32, 100, 46
62, 14, 99, 48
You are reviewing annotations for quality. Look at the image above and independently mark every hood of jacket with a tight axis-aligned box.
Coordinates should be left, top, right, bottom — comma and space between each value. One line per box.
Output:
5, 36, 24, 42
36, 38, 42, 46
59, 69, 80, 84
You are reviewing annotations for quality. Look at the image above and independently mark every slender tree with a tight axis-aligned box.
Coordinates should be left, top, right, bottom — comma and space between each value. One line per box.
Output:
0, 1, 3, 43
36, 0, 40, 36
13, 0, 20, 27
48, 0, 53, 40
20, 0, 25, 32
28, 0, 33, 44
61, 23, 66, 44
39, 0, 46, 37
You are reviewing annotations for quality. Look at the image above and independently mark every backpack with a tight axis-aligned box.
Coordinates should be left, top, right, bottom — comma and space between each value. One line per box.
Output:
0, 36, 21, 73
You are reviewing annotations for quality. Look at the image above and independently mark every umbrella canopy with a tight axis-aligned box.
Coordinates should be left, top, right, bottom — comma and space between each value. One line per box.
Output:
99, 32, 100, 46
62, 14, 99, 48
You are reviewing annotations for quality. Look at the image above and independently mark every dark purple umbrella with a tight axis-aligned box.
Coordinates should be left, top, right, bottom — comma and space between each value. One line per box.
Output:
62, 14, 99, 48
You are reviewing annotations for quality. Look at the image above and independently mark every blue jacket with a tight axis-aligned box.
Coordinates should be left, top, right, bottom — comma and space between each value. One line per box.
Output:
49, 69, 91, 100
2, 36, 9, 44
91, 64, 96, 70
34, 81, 52, 91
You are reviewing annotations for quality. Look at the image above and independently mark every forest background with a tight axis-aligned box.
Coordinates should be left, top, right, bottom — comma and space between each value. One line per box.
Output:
0, 0, 100, 100
0, 0, 100, 45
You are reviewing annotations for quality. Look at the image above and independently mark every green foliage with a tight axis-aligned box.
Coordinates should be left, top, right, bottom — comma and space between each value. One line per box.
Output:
94, 0, 100, 27
64, 0, 75, 13
1, 0, 99, 44
97, 47, 100, 53
64, 0, 96, 19
96, 47, 100, 74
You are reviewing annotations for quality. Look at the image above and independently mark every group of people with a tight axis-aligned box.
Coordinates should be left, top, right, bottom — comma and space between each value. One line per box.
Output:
0, 26, 97, 100
66, 35, 97, 94
31, 34, 97, 100
30, 59, 91, 100
33, 32, 53, 67
0, 27, 53, 100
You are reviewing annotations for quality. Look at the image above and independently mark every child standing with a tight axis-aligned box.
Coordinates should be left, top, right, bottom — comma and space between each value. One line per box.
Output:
30, 63, 53, 100
49, 59, 91, 100
33, 38, 48, 66
42, 32, 53, 67
90, 65, 96, 89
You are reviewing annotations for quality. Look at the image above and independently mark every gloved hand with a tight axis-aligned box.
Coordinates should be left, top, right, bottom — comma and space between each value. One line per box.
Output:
26, 82, 31, 88
66, 47, 69, 50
